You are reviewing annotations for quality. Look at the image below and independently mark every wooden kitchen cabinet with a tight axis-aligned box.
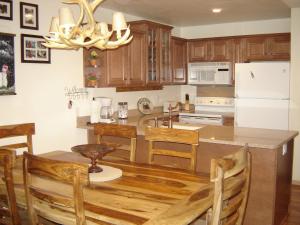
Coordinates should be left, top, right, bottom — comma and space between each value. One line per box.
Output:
188, 40, 210, 61
243, 33, 290, 61
171, 37, 187, 84
210, 38, 233, 61
129, 21, 173, 86
83, 29, 147, 88
188, 38, 233, 62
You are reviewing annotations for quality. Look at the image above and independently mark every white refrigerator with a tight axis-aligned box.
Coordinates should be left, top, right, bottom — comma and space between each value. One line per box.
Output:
235, 62, 290, 130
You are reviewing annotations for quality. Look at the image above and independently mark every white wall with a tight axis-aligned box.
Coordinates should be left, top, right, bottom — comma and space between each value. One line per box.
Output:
290, 8, 300, 181
179, 18, 291, 39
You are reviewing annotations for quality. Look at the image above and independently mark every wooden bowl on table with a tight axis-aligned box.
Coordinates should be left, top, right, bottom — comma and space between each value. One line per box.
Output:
71, 144, 114, 173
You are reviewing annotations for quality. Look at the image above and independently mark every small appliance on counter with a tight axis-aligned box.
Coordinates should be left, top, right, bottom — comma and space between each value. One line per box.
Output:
99, 97, 114, 123
90, 97, 115, 123
163, 101, 180, 113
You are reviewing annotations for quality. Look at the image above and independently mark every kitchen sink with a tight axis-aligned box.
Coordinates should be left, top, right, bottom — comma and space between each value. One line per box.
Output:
160, 124, 205, 130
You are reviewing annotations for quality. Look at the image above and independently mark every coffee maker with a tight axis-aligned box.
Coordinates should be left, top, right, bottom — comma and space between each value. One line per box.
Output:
90, 97, 114, 123
99, 97, 114, 122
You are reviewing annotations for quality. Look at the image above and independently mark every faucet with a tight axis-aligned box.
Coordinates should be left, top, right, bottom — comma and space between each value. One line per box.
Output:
168, 103, 180, 128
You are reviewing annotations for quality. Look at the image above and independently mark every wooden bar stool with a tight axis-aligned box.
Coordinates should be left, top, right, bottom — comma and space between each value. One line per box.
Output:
94, 123, 137, 162
144, 126, 199, 171
0, 123, 35, 154
23, 152, 89, 225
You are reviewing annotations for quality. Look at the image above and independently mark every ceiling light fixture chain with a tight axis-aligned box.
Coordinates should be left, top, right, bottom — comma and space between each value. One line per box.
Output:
43, 0, 133, 50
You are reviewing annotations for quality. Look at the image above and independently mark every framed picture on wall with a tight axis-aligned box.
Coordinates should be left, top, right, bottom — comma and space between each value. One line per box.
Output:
0, 0, 13, 21
0, 33, 16, 95
21, 34, 51, 63
20, 2, 38, 30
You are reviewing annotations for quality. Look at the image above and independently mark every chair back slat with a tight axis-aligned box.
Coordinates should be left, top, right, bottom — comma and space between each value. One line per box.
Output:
209, 145, 251, 225
145, 126, 199, 144
94, 123, 137, 162
94, 123, 137, 139
0, 148, 21, 225
24, 152, 89, 185
0, 123, 35, 154
23, 152, 89, 225
145, 127, 199, 171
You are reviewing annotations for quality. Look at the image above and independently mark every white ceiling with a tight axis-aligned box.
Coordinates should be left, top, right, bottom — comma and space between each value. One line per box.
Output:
100, 0, 298, 26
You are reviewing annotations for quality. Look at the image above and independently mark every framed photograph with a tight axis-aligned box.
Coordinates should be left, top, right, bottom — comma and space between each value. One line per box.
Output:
0, 33, 16, 95
20, 2, 38, 30
0, 0, 12, 20
21, 34, 51, 64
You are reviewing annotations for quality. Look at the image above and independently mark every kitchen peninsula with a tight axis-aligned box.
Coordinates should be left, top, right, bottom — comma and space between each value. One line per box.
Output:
77, 113, 298, 225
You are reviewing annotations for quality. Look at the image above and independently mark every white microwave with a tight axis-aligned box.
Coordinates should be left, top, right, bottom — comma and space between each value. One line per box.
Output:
188, 62, 232, 85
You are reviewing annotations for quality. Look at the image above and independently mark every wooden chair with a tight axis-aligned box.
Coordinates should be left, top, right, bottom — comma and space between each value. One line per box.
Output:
193, 145, 251, 225
144, 126, 199, 171
0, 123, 35, 154
94, 123, 137, 162
23, 152, 89, 225
0, 149, 21, 225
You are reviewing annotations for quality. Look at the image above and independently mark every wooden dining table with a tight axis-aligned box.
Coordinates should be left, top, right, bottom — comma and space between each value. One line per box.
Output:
10, 151, 213, 225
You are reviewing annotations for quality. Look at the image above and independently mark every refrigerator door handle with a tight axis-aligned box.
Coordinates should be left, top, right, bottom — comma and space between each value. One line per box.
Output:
250, 71, 255, 79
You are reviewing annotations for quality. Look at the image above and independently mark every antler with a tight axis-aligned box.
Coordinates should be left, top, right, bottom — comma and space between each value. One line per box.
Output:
43, 0, 132, 50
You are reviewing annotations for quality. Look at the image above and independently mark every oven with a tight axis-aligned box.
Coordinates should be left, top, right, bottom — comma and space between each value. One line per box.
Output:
179, 97, 234, 126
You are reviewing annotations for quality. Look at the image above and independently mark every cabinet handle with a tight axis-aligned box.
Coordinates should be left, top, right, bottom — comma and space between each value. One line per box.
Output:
250, 71, 255, 79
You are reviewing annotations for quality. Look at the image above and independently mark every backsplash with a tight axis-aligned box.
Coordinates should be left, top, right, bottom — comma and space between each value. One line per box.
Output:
197, 86, 234, 97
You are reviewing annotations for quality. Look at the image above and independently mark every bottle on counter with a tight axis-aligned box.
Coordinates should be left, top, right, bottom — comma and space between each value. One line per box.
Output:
118, 102, 128, 119
184, 94, 190, 111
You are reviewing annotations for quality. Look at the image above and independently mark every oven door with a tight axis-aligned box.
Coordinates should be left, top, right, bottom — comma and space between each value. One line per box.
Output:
179, 115, 223, 125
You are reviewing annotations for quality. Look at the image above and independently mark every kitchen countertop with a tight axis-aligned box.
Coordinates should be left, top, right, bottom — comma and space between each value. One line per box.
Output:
77, 112, 298, 150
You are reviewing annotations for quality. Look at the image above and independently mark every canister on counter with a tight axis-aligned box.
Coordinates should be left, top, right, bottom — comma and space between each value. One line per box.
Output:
118, 102, 128, 119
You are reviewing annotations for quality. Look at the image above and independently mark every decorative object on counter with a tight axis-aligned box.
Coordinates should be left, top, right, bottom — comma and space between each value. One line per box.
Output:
43, 0, 133, 50
0, 0, 12, 20
0, 33, 16, 95
137, 97, 153, 115
21, 34, 51, 63
20, 2, 38, 30
86, 73, 98, 87
184, 93, 190, 111
118, 102, 128, 119
71, 144, 114, 173
89, 50, 98, 67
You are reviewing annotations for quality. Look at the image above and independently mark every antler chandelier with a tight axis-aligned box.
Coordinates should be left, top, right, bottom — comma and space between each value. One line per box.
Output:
43, 0, 133, 50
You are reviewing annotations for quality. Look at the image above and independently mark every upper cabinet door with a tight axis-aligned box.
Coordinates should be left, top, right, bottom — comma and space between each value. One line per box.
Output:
188, 40, 210, 61
106, 46, 129, 87
244, 36, 268, 61
171, 37, 187, 84
210, 39, 233, 61
267, 34, 290, 60
128, 30, 147, 87
244, 33, 290, 62
160, 28, 172, 84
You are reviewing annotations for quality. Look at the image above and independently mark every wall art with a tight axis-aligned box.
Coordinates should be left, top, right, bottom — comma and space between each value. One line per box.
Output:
20, 2, 38, 30
21, 34, 51, 63
0, 0, 12, 21
0, 33, 16, 95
